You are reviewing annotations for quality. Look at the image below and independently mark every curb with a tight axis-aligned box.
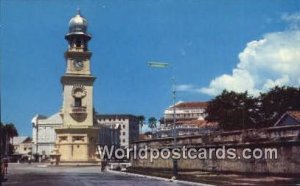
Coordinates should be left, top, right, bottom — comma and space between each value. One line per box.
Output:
107, 169, 214, 186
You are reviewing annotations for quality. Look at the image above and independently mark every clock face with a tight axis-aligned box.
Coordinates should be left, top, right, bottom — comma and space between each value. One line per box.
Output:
73, 60, 84, 70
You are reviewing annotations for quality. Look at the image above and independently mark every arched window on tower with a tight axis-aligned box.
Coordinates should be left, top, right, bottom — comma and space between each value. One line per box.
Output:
74, 97, 82, 107
76, 39, 82, 48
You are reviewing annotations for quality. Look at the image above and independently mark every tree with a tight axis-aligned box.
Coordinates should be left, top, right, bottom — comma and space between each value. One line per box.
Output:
0, 122, 5, 157
137, 115, 145, 134
148, 117, 157, 132
206, 86, 300, 131
206, 90, 258, 130
1, 122, 19, 156
257, 86, 300, 127
4, 123, 18, 140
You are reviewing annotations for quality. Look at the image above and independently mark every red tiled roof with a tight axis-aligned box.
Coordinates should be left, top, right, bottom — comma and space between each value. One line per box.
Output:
173, 102, 209, 109
177, 119, 218, 128
287, 111, 300, 122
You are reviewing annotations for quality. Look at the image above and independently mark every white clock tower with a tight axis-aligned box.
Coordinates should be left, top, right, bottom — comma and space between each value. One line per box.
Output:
54, 10, 100, 164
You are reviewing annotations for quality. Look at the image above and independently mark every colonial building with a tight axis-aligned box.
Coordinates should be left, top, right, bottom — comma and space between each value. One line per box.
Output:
53, 10, 100, 164
161, 101, 208, 127
31, 113, 62, 157
98, 124, 120, 148
11, 136, 32, 160
155, 101, 218, 138
274, 111, 300, 126
32, 11, 138, 164
154, 120, 218, 138
97, 114, 139, 148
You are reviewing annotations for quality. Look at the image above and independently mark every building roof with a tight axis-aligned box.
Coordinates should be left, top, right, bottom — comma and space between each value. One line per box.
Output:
274, 111, 300, 126
171, 101, 209, 109
287, 111, 300, 122
38, 112, 63, 125
11, 136, 31, 145
178, 120, 218, 128
97, 114, 139, 119
31, 114, 47, 124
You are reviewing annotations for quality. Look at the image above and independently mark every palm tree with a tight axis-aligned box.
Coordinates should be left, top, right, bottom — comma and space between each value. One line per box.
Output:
148, 117, 157, 132
0, 122, 5, 157
3, 123, 18, 155
137, 115, 145, 134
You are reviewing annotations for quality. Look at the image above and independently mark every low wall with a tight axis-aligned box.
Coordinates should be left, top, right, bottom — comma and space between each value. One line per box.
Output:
131, 125, 300, 175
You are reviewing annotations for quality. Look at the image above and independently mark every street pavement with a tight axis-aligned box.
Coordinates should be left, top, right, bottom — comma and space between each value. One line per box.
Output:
1, 163, 197, 186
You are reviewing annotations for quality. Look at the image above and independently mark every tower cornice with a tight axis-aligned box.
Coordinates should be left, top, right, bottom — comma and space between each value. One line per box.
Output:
64, 51, 92, 59
61, 75, 96, 85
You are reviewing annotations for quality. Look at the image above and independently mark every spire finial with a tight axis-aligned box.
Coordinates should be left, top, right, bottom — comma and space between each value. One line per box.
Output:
76, 8, 81, 15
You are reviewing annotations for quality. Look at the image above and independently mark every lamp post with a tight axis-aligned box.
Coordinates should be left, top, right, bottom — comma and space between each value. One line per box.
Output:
148, 61, 178, 178
171, 76, 178, 178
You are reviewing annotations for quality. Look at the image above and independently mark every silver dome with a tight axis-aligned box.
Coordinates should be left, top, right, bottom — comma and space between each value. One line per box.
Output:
68, 9, 88, 33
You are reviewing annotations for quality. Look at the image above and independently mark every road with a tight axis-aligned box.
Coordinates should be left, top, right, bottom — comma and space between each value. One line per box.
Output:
1, 164, 196, 186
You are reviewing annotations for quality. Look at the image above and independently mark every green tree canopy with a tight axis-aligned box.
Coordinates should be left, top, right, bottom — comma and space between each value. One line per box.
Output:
137, 115, 145, 128
206, 86, 300, 130
257, 86, 300, 127
1, 122, 19, 156
206, 90, 257, 130
137, 115, 145, 134
148, 117, 157, 132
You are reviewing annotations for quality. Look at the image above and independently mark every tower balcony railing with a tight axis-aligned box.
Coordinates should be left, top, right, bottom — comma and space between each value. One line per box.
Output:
71, 105, 87, 113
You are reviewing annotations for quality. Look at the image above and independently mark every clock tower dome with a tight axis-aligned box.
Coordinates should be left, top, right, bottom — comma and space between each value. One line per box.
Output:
55, 10, 100, 164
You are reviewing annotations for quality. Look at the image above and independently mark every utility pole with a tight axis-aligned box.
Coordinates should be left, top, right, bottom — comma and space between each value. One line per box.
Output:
172, 76, 178, 178
148, 61, 178, 178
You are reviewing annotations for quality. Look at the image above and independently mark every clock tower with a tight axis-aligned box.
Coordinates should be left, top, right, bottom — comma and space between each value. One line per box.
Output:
61, 9, 95, 125
54, 10, 100, 164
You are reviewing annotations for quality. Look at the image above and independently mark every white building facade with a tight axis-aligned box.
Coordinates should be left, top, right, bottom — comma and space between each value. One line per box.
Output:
155, 101, 218, 138
162, 101, 208, 127
11, 136, 32, 158
31, 113, 62, 157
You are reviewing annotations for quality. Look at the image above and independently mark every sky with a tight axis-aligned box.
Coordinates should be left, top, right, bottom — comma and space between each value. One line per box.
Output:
1, 0, 300, 136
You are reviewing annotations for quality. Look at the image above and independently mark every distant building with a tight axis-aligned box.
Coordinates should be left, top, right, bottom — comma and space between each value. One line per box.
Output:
97, 114, 139, 148
11, 136, 32, 159
154, 120, 218, 138
31, 113, 63, 157
155, 101, 218, 138
161, 101, 208, 127
274, 111, 300, 126
139, 132, 153, 140
98, 124, 120, 148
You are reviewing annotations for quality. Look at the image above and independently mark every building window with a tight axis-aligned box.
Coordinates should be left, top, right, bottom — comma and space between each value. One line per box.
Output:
122, 139, 125, 143
76, 39, 81, 47
59, 136, 67, 142
123, 132, 125, 136
74, 98, 82, 107
73, 136, 84, 142
123, 125, 125, 129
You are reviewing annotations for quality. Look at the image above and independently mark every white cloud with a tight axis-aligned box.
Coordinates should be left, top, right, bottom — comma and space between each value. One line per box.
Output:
200, 13, 300, 96
282, 12, 300, 30
176, 84, 196, 92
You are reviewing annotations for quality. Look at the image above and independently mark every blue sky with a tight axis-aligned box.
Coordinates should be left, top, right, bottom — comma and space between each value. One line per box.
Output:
1, 0, 300, 136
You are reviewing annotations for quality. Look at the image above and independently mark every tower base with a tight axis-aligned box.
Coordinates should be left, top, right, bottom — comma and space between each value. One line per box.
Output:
54, 127, 100, 165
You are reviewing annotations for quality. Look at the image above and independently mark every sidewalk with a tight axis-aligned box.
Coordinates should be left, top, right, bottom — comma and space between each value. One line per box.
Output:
124, 169, 300, 185
107, 169, 214, 186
